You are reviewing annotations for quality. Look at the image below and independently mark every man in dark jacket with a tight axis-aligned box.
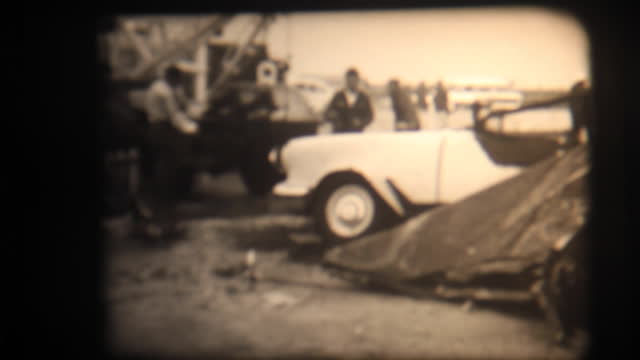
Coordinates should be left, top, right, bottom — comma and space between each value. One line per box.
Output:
324, 68, 374, 133
416, 81, 428, 110
388, 79, 421, 131
434, 81, 449, 113
433, 81, 450, 129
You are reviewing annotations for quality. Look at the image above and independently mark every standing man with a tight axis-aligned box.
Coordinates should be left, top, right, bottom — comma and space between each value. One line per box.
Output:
324, 68, 374, 133
416, 81, 429, 111
388, 79, 421, 131
433, 81, 450, 129
567, 79, 593, 145
135, 65, 199, 243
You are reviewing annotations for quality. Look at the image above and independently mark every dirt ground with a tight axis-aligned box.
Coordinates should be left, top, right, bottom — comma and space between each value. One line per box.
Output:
102, 172, 588, 360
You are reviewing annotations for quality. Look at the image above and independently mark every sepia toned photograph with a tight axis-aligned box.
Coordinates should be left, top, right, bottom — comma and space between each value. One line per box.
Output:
99, 6, 593, 359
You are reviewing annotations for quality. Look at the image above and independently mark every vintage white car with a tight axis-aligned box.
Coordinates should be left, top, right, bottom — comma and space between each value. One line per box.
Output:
269, 101, 579, 242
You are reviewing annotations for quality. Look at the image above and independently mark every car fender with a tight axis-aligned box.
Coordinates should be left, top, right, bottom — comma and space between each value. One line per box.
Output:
312, 168, 408, 217
358, 174, 407, 216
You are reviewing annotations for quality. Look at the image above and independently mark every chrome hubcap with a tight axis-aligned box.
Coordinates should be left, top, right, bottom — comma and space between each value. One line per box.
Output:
326, 184, 375, 239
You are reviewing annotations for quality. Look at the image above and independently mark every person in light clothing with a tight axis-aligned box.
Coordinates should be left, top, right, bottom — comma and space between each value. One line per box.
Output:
144, 66, 198, 134
135, 65, 198, 243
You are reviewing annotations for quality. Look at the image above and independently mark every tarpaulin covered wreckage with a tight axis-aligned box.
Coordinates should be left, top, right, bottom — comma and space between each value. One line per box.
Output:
324, 142, 590, 341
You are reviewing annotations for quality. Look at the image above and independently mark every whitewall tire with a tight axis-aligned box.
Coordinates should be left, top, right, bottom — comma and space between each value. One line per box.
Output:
314, 177, 388, 243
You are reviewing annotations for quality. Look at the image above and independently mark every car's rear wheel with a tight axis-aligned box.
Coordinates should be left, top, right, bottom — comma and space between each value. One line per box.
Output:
313, 176, 387, 244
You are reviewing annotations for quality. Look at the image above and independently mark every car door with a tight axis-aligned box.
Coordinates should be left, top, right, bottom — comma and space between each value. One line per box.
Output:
438, 130, 522, 204
375, 132, 444, 205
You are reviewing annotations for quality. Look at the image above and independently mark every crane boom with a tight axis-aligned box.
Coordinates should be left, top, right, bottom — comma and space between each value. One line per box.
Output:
206, 15, 275, 101
128, 15, 234, 79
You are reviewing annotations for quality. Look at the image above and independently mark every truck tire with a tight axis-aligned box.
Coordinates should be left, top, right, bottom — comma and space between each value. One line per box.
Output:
239, 150, 281, 196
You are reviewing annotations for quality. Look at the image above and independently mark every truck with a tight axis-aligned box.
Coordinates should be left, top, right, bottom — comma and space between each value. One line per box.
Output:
99, 15, 320, 215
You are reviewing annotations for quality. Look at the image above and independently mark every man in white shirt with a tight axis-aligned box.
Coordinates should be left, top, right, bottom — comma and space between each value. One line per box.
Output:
144, 66, 198, 134
136, 66, 198, 243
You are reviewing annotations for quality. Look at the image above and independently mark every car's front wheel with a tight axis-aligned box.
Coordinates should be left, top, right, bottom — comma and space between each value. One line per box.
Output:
313, 176, 388, 244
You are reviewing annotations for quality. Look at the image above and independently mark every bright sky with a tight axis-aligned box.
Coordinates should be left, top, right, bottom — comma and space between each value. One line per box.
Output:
225, 7, 590, 90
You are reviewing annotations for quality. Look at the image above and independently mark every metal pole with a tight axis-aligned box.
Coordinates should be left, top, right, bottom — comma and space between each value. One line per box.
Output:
194, 44, 208, 104
206, 16, 273, 101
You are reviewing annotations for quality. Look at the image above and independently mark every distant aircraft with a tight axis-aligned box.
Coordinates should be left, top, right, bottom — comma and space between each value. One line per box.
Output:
443, 76, 514, 89
442, 76, 523, 112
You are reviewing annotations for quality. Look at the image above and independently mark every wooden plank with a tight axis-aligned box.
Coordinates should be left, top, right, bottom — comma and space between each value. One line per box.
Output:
434, 285, 534, 302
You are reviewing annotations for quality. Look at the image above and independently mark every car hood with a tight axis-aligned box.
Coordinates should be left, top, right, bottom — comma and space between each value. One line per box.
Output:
283, 129, 470, 152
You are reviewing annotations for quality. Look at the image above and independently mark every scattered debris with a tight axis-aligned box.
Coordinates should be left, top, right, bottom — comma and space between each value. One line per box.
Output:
246, 249, 257, 266
289, 232, 324, 245
150, 267, 168, 280
462, 300, 474, 312
226, 284, 240, 295
263, 291, 300, 309
436, 285, 534, 302
246, 249, 258, 291
214, 262, 249, 278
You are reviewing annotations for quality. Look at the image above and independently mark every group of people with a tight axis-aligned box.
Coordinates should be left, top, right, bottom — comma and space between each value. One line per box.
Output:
125, 62, 593, 244
321, 68, 452, 133
132, 66, 413, 242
